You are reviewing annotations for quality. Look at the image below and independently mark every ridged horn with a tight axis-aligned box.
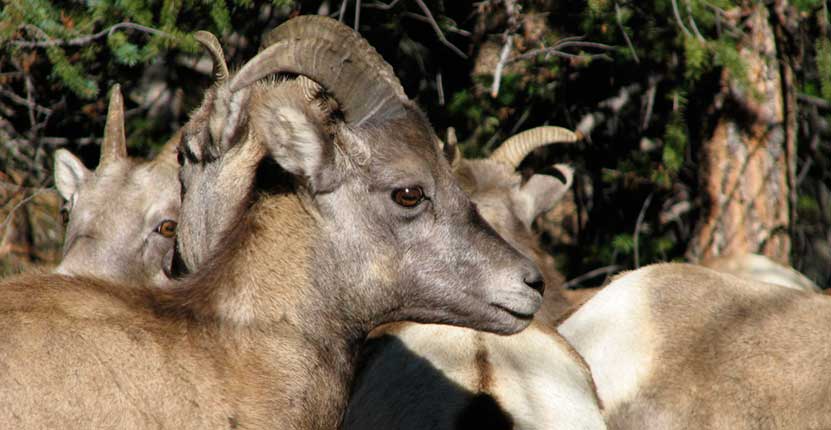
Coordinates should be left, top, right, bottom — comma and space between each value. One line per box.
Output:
489, 126, 578, 168
231, 16, 407, 127
100, 84, 127, 166
259, 15, 406, 101
194, 31, 229, 83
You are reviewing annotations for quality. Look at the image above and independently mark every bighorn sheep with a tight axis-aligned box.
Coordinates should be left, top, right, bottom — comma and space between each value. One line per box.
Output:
344, 127, 607, 430
53, 84, 180, 286
0, 16, 544, 428
559, 263, 831, 429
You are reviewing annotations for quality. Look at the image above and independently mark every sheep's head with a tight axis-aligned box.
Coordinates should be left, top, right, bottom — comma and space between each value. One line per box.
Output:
54, 84, 180, 287
176, 16, 544, 334
447, 126, 577, 322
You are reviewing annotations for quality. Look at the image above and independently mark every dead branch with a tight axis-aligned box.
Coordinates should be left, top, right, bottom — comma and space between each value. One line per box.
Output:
671, 0, 694, 37
685, 0, 706, 41
12, 22, 173, 48
562, 265, 622, 289
363, 0, 402, 10
633, 192, 654, 269
615, 2, 640, 63
508, 37, 613, 63
436, 70, 445, 105
0, 87, 52, 116
413, 0, 468, 59
798, 93, 831, 111
490, 34, 513, 98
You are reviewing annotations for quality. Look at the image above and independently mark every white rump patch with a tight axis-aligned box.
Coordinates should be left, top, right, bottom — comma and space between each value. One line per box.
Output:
487, 326, 607, 429
558, 268, 655, 414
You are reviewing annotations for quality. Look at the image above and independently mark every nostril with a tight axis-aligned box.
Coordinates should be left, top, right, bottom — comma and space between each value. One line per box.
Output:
523, 271, 545, 294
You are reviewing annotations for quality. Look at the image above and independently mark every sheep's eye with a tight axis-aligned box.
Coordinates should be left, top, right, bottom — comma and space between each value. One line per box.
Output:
392, 187, 424, 208
155, 220, 177, 238
59, 207, 70, 225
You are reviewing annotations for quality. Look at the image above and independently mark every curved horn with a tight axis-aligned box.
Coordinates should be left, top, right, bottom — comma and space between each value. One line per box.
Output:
231, 16, 407, 127
259, 16, 406, 101
100, 84, 127, 166
194, 31, 229, 83
489, 126, 578, 168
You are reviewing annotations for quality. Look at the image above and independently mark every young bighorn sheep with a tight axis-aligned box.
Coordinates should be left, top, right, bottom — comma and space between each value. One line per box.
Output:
0, 16, 544, 428
53, 84, 180, 286
344, 127, 607, 430
559, 263, 831, 429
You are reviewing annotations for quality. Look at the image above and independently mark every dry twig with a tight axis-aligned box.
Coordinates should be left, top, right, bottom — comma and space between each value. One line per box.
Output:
508, 37, 613, 62
13, 22, 173, 48
615, 2, 639, 63
413, 0, 467, 59
634, 192, 654, 269
563, 265, 622, 289
490, 34, 513, 98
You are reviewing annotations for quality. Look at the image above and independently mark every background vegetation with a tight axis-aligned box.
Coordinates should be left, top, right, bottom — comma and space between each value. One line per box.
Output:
1, 0, 829, 288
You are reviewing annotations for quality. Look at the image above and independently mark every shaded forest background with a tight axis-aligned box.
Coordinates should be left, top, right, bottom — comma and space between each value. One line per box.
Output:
1, 0, 829, 288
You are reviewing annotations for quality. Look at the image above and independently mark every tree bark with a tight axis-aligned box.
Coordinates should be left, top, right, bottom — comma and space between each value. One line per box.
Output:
688, 2, 796, 265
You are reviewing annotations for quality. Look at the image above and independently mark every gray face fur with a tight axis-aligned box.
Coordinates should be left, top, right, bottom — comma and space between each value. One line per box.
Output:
452, 155, 574, 322
53, 86, 180, 287
176, 76, 544, 335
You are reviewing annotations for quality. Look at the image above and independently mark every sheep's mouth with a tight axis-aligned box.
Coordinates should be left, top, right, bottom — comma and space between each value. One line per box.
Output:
492, 303, 535, 321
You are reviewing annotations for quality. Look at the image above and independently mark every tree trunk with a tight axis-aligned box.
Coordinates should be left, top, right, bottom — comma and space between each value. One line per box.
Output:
688, 2, 796, 265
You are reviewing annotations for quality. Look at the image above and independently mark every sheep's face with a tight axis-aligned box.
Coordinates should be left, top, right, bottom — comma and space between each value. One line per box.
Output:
176, 79, 542, 335
54, 152, 180, 287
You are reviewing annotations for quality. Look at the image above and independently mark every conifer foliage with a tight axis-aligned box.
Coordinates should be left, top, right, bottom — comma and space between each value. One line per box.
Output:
0, 1, 829, 286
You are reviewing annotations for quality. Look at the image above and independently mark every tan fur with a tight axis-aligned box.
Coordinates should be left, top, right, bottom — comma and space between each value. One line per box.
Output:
560, 263, 831, 429
0, 198, 337, 428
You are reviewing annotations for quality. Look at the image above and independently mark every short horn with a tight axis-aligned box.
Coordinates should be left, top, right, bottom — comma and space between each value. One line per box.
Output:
100, 84, 127, 166
231, 16, 407, 127
489, 126, 578, 168
194, 31, 229, 83
443, 127, 461, 168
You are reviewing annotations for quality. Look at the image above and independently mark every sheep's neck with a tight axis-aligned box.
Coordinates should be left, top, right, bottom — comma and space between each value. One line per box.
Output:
199, 194, 364, 429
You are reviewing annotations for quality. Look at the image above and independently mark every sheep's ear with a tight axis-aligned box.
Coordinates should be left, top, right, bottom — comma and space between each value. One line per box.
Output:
250, 101, 337, 192
54, 149, 91, 201
513, 164, 574, 228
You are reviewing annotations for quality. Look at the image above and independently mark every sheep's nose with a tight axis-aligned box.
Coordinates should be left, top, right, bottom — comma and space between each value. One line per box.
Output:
523, 268, 545, 295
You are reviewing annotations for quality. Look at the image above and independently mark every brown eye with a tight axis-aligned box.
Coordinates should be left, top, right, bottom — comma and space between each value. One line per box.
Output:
392, 187, 424, 208
59, 207, 70, 225
155, 220, 177, 238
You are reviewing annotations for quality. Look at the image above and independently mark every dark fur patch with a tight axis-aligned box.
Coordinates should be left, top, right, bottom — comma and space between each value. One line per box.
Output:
455, 393, 513, 430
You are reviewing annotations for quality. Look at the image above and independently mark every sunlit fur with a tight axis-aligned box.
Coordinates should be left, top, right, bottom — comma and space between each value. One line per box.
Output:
560, 263, 831, 429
